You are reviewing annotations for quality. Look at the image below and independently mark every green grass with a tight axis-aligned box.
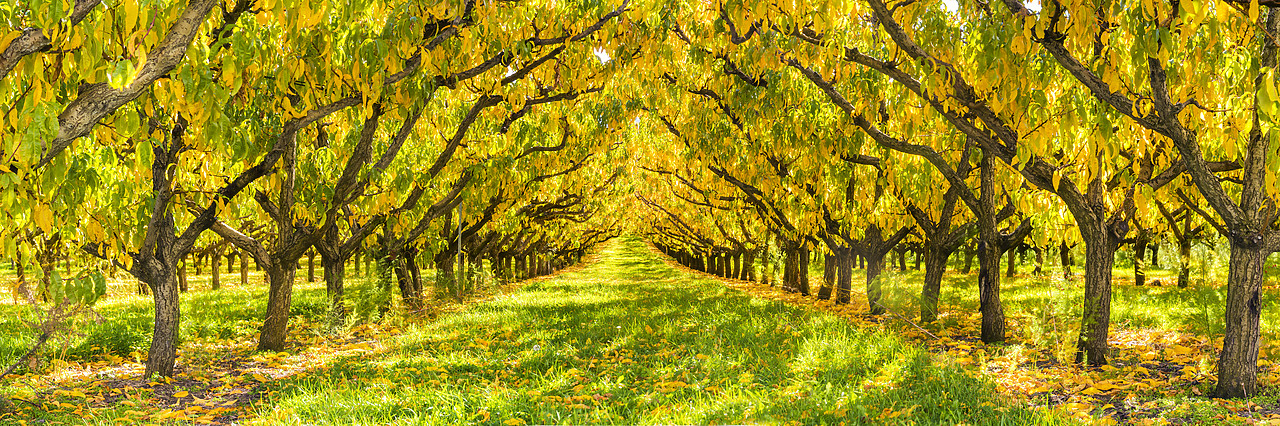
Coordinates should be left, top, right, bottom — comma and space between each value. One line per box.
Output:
0, 267, 343, 372
862, 246, 1280, 363
247, 237, 1069, 425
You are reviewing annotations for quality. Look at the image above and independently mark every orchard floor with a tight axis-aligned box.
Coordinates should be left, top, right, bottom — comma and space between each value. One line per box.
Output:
3, 237, 1278, 425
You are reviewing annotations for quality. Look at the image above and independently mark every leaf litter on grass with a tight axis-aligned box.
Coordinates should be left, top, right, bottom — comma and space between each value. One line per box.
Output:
655, 243, 1280, 425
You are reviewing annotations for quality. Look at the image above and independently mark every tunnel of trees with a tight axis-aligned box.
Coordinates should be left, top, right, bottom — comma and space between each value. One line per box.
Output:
1, 0, 1279, 414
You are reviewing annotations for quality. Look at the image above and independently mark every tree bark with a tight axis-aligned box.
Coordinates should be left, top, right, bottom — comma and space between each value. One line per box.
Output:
1134, 237, 1148, 287
782, 243, 799, 293
257, 262, 296, 351
1215, 243, 1269, 398
797, 245, 811, 295
308, 251, 316, 283
818, 252, 835, 300
240, 250, 249, 286
144, 271, 181, 377
320, 252, 346, 325
210, 247, 221, 290
1005, 247, 1017, 277
835, 247, 853, 304
1075, 229, 1117, 366
977, 240, 1004, 343
178, 261, 188, 293
962, 242, 975, 274
1060, 242, 1073, 280
1178, 238, 1192, 288
865, 251, 886, 315
920, 248, 948, 323
407, 248, 424, 301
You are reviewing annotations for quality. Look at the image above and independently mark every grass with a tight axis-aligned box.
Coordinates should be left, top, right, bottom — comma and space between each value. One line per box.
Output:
246, 237, 1064, 425
7, 235, 1275, 424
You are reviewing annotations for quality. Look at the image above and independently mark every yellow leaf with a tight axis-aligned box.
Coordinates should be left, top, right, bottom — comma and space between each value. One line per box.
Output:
503, 419, 525, 426
33, 203, 52, 234
173, 391, 189, 398
0, 31, 22, 54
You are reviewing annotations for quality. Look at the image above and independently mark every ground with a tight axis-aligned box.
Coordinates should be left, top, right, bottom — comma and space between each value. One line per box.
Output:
0, 237, 1278, 425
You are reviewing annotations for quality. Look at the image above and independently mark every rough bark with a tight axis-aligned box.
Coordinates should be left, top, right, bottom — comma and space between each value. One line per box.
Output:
1216, 243, 1268, 397
257, 263, 296, 351
178, 261, 188, 293
320, 252, 346, 325
1075, 229, 1117, 365
1004, 247, 1017, 277
240, 250, 248, 286
962, 242, 975, 274
782, 242, 800, 293
145, 272, 180, 377
835, 247, 853, 304
210, 247, 221, 290
797, 245, 811, 296
1134, 237, 1148, 287
921, 249, 947, 323
977, 240, 1004, 343
1178, 239, 1192, 288
308, 251, 316, 283
865, 251, 886, 315
818, 252, 836, 300
1060, 242, 1073, 280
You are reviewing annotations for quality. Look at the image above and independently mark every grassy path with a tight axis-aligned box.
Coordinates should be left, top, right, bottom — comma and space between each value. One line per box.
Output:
249, 237, 1063, 425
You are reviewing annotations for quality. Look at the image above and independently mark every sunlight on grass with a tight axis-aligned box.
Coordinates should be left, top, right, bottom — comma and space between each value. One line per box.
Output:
248, 237, 1070, 425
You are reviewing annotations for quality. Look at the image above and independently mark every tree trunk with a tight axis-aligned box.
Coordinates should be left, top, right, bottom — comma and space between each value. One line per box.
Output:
913, 248, 922, 270
1074, 232, 1116, 366
308, 251, 316, 283
743, 250, 756, 282
1214, 243, 1269, 398
865, 252, 886, 315
835, 247, 853, 304
1134, 238, 1148, 287
1150, 242, 1160, 268
782, 245, 799, 293
897, 247, 907, 271
257, 262, 296, 351
1060, 242, 1073, 280
977, 240, 1004, 343
321, 253, 346, 325
407, 250, 424, 300
210, 249, 221, 290
761, 237, 772, 286
962, 242, 975, 274
1178, 238, 1192, 288
144, 271, 181, 377
920, 248, 948, 323
178, 261, 188, 293
240, 250, 249, 286
1005, 247, 1017, 277
797, 245, 811, 296
818, 253, 835, 300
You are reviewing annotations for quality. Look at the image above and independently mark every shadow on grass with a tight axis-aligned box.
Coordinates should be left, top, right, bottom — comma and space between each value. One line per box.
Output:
255, 238, 1069, 425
